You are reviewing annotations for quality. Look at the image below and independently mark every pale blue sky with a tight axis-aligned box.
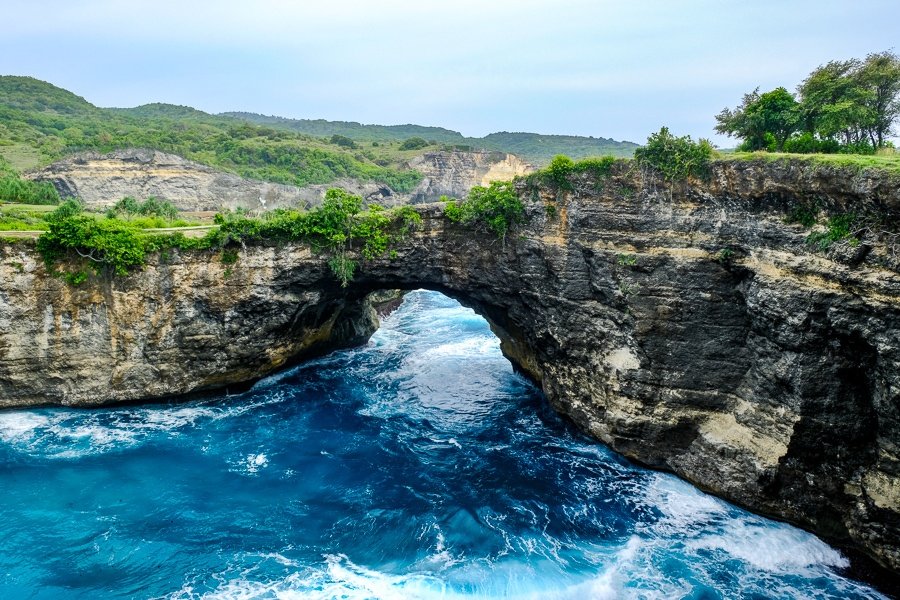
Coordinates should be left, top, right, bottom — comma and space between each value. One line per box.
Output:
2, 0, 897, 145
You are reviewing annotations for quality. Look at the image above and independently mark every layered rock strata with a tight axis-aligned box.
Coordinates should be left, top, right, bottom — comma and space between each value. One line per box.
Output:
2, 158, 899, 574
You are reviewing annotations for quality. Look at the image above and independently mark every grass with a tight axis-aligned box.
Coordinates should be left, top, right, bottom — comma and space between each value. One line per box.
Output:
0, 202, 57, 213
720, 151, 900, 175
0, 202, 202, 232
0, 143, 43, 172
0, 203, 57, 230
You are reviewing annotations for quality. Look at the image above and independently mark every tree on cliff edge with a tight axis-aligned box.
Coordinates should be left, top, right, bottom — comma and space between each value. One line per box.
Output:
715, 87, 800, 151
717, 50, 900, 153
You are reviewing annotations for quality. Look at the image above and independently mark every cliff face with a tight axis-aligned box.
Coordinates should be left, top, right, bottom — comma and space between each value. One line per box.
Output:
406, 151, 533, 202
27, 148, 531, 211
25, 148, 392, 212
2, 159, 899, 574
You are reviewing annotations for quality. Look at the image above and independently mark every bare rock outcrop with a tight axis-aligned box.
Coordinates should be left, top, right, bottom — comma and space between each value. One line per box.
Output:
27, 148, 532, 211
406, 151, 533, 202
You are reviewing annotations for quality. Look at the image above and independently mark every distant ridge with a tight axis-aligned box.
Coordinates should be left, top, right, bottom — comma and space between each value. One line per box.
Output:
222, 111, 639, 163
222, 112, 466, 144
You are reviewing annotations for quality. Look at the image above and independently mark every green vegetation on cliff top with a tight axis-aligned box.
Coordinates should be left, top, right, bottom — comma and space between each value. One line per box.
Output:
715, 50, 900, 154
35, 188, 423, 286
444, 180, 524, 241
721, 151, 900, 175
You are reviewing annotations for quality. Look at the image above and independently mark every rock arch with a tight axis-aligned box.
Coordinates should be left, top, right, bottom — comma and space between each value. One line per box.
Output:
1, 160, 899, 573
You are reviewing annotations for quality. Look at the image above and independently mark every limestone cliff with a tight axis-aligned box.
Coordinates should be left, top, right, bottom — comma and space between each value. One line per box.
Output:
405, 151, 533, 202
2, 158, 899, 576
27, 148, 531, 211
25, 148, 392, 212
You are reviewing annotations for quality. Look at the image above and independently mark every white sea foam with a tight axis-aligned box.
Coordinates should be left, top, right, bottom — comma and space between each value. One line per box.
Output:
244, 453, 269, 474
643, 472, 851, 574
0, 404, 228, 458
689, 522, 849, 571
642, 473, 728, 535
164, 552, 631, 600
418, 336, 500, 360
0, 411, 51, 441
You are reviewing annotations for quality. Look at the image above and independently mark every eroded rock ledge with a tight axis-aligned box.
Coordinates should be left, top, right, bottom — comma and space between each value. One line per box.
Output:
1, 158, 899, 574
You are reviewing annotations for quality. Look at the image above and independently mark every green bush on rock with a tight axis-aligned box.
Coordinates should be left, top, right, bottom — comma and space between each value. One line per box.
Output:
37, 215, 152, 276
523, 155, 618, 191
634, 127, 713, 181
443, 180, 524, 241
37, 188, 422, 286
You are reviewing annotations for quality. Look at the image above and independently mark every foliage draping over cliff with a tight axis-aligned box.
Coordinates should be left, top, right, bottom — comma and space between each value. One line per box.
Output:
36, 189, 422, 286
443, 180, 524, 241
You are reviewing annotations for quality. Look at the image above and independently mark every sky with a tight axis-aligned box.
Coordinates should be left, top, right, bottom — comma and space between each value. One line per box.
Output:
2, 0, 898, 145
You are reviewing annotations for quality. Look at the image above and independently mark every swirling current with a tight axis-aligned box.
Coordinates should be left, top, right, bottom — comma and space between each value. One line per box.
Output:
0, 291, 887, 599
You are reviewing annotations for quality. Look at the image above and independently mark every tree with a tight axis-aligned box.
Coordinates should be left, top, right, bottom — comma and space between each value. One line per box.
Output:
715, 87, 800, 151
857, 51, 900, 147
799, 59, 870, 145
716, 88, 764, 149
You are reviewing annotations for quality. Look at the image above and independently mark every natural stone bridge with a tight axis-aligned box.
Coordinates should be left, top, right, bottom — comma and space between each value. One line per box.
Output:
1, 160, 899, 575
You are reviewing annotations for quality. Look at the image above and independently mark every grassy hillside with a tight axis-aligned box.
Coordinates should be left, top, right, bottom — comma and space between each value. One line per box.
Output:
0, 76, 637, 193
224, 112, 639, 164
0, 76, 425, 192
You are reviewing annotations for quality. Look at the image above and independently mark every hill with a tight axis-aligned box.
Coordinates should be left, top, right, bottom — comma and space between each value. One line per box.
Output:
0, 77, 424, 192
223, 112, 639, 164
0, 76, 637, 194
222, 112, 466, 144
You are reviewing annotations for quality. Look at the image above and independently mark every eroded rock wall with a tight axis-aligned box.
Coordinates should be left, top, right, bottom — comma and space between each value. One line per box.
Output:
406, 151, 533, 202
27, 148, 531, 211
2, 159, 899, 573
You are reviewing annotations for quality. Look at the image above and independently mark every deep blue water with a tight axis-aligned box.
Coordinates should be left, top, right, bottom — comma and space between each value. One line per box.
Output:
0, 290, 886, 599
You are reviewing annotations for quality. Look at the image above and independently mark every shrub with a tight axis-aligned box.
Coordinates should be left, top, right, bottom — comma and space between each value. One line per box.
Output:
634, 127, 713, 181
49, 198, 84, 220
783, 132, 841, 154
330, 134, 357, 149
443, 180, 524, 241
524, 155, 617, 191
0, 173, 61, 205
545, 155, 575, 190
715, 248, 736, 264
37, 216, 149, 275
399, 137, 430, 151
807, 213, 859, 249
785, 202, 818, 227
572, 156, 616, 178
107, 196, 179, 220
